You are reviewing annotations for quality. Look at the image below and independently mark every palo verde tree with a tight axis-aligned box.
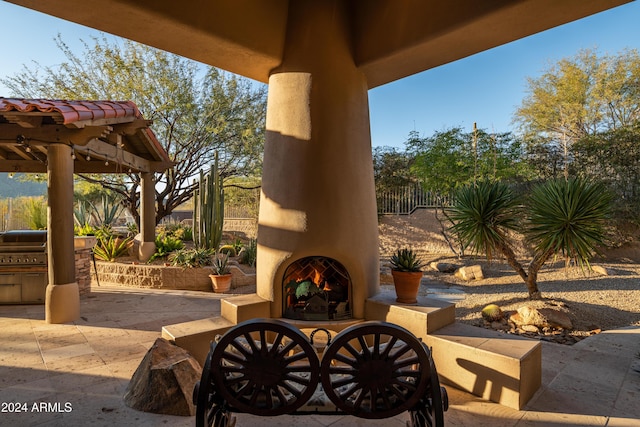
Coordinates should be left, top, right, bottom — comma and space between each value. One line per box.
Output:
1, 35, 267, 225
448, 179, 612, 299
372, 145, 417, 193
573, 122, 640, 218
514, 48, 640, 179
406, 127, 531, 195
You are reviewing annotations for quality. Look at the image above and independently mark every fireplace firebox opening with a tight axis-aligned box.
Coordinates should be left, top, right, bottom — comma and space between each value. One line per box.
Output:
282, 256, 351, 321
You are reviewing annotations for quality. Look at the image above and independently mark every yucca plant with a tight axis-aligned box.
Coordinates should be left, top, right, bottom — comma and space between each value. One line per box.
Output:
526, 178, 612, 271
448, 179, 611, 299
448, 181, 521, 261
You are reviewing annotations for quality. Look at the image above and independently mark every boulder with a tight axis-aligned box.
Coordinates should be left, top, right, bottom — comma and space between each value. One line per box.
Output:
537, 308, 573, 329
509, 306, 573, 330
454, 265, 484, 281
591, 265, 609, 276
429, 262, 458, 273
124, 338, 202, 416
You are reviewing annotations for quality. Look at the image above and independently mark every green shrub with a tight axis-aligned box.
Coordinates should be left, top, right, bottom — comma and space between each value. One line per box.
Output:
240, 238, 257, 267
148, 233, 185, 263
159, 222, 193, 241
74, 223, 95, 236
232, 238, 243, 253
169, 248, 214, 268
126, 222, 138, 237
25, 197, 47, 230
181, 226, 193, 241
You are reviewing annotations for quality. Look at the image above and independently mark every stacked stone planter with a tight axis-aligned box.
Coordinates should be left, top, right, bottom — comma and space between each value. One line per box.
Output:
93, 260, 255, 292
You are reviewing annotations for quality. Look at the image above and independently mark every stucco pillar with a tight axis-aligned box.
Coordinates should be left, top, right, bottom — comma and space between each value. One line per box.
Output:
138, 172, 156, 262
257, 0, 380, 319
46, 143, 80, 323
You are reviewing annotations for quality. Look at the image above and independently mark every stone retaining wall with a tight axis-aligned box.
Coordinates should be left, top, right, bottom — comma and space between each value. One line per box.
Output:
93, 261, 256, 292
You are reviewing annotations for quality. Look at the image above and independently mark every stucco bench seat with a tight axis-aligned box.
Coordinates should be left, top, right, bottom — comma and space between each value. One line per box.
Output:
364, 294, 541, 410
423, 322, 541, 410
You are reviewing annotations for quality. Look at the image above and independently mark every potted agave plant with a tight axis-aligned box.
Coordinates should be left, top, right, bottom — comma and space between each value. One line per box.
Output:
390, 248, 425, 304
209, 253, 232, 293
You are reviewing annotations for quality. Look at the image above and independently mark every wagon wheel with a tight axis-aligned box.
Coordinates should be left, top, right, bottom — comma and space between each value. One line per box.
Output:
409, 355, 447, 427
320, 322, 431, 419
195, 342, 232, 427
210, 318, 320, 417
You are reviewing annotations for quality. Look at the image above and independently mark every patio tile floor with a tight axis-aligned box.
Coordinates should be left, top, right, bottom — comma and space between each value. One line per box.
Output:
0, 285, 638, 426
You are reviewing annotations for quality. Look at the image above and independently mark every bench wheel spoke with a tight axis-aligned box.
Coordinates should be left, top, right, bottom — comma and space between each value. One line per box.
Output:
320, 322, 432, 419
210, 319, 320, 416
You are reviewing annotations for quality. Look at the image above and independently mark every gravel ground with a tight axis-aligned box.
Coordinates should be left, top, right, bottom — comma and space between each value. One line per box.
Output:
422, 256, 640, 343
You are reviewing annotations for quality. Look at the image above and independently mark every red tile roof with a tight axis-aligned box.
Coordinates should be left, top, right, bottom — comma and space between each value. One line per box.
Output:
0, 98, 141, 125
0, 98, 171, 164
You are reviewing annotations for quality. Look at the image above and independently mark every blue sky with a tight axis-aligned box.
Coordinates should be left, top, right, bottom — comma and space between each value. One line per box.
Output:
1, 1, 639, 149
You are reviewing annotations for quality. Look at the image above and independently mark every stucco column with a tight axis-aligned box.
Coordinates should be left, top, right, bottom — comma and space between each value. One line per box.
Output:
257, 0, 380, 319
138, 172, 156, 261
46, 143, 80, 323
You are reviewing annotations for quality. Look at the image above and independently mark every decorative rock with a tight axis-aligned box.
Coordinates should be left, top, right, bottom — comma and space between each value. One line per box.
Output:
490, 321, 510, 331
429, 262, 458, 273
520, 324, 540, 333
537, 308, 573, 329
124, 338, 202, 416
454, 265, 484, 281
591, 265, 609, 276
509, 306, 573, 330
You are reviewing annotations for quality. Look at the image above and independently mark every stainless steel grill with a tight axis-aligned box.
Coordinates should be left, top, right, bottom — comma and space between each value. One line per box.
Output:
0, 230, 48, 304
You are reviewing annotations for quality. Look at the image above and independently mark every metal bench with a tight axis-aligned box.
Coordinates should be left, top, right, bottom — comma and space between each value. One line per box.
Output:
194, 318, 448, 427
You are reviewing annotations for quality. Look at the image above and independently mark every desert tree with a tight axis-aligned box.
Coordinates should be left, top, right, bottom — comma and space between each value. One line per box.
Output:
514, 48, 640, 179
1, 35, 266, 225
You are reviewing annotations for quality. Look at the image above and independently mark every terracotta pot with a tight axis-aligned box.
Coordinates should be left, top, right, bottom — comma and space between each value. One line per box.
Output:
209, 274, 232, 293
391, 270, 423, 304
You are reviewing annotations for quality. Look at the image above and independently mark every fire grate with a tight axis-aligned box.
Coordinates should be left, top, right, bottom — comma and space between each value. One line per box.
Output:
282, 256, 351, 321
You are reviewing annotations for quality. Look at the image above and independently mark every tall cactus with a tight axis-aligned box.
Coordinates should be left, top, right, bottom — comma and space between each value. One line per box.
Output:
193, 152, 224, 250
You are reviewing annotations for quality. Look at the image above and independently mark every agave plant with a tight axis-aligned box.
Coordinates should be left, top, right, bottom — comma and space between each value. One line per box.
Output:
390, 248, 425, 272
211, 253, 231, 275
93, 236, 131, 261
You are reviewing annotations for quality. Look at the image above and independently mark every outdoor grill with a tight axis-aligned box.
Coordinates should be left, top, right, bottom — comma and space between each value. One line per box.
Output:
0, 230, 48, 304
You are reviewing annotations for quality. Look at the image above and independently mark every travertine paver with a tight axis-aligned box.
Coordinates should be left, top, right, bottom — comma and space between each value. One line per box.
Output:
0, 286, 638, 426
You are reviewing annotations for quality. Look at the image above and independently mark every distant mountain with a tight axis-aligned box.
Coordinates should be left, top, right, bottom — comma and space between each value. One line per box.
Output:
0, 173, 47, 198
